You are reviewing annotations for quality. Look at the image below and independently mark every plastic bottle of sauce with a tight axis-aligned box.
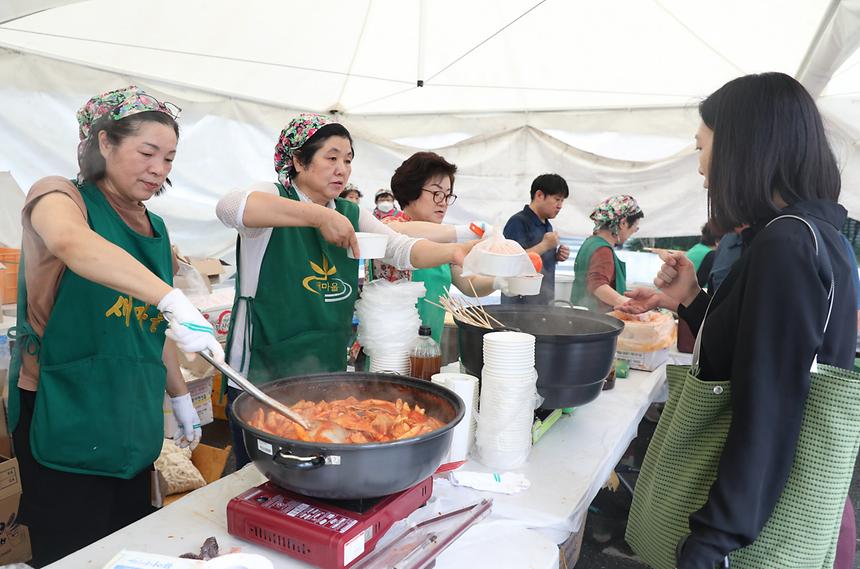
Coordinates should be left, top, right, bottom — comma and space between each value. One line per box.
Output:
410, 326, 441, 380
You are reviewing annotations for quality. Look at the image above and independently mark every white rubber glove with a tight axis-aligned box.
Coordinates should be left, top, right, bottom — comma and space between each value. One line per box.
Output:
455, 222, 493, 242
493, 276, 511, 296
157, 289, 225, 364
170, 393, 202, 449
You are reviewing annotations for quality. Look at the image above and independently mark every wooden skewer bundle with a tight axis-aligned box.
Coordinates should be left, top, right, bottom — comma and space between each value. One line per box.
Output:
426, 289, 507, 330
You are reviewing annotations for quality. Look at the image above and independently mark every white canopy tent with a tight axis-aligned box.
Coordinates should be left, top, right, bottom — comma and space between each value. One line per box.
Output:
0, 0, 858, 257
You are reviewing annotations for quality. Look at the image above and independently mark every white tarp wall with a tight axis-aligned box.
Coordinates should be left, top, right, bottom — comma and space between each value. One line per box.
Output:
0, 1, 859, 257
0, 50, 708, 257
0, 172, 24, 247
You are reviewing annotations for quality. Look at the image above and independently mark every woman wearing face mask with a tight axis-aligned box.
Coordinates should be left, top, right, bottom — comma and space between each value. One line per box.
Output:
9, 86, 223, 567
569, 195, 644, 312
373, 188, 401, 220
215, 115, 473, 467
368, 152, 501, 343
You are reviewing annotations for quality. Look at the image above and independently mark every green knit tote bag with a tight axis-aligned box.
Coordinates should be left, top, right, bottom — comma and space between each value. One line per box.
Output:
626, 215, 860, 569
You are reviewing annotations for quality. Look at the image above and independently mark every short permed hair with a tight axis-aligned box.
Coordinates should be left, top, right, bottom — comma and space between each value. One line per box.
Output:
390, 152, 457, 209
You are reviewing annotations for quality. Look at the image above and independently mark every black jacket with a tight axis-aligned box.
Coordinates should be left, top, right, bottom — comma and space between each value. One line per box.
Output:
676, 200, 857, 569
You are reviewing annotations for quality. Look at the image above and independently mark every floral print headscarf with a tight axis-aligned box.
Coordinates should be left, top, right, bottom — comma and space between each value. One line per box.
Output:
274, 113, 333, 186
590, 195, 642, 234
76, 86, 180, 182
77, 85, 180, 142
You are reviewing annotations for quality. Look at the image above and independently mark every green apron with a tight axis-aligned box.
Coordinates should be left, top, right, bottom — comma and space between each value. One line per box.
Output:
225, 184, 359, 385
413, 264, 452, 344
7, 181, 172, 479
570, 235, 626, 311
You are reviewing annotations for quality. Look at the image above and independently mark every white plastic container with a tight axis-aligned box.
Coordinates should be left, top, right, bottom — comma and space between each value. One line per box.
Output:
505, 273, 543, 296
348, 232, 388, 259
474, 251, 528, 277
555, 274, 574, 302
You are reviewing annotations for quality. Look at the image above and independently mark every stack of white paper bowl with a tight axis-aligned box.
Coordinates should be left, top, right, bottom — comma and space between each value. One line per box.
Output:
475, 331, 539, 469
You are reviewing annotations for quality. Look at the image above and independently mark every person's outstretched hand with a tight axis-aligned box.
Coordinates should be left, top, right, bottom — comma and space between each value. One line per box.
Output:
318, 208, 360, 258
614, 288, 667, 314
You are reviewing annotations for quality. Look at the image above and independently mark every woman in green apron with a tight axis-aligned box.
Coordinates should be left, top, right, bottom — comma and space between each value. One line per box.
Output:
10, 87, 223, 567
216, 115, 473, 467
369, 151, 502, 344
569, 195, 644, 312
620, 73, 857, 569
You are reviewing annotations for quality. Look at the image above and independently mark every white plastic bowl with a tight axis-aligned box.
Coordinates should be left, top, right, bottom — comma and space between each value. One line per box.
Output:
348, 232, 388, 259
473, 250, 527, 277
505, 273, 544, 296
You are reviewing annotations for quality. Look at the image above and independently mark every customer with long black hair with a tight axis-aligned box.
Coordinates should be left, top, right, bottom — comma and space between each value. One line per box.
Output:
622, 72, 857, 568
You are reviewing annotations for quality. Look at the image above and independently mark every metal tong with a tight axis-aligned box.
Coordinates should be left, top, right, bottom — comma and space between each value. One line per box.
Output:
197, 350, 311, 430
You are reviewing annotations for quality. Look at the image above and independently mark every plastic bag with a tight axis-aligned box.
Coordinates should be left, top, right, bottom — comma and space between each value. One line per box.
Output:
609, 309, 677, 352
460, 221, 537, 277
173, 259, 211, 299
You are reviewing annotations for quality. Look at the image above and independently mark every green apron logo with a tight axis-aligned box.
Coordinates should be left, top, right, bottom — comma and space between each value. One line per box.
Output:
105, 294, 165, 333
302, 257, 352, 303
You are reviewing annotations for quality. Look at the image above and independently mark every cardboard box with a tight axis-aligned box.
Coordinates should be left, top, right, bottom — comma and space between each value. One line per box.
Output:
616, 348, 669, 372
163, 372, 214, 437
197, 303, 232, 343
188, 289, 234, 343
0, 456, 32, 564
0, 262, 5, 320
211, 371, 228, 421
156, 442, 232, 508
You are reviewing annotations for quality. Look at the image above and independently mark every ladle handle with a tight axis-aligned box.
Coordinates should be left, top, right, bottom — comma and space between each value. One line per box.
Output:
196, 350, 311, 429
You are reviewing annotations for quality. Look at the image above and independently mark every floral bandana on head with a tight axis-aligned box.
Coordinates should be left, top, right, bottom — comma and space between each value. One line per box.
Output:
590, 195, 642, 233
76, 85, 180, 142
76, 86, 180, 183
274, 113, 333, 186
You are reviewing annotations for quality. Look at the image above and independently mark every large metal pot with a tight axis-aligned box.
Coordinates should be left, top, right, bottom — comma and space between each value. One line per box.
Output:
456, 305, 623, 408
232, 372, 464, 499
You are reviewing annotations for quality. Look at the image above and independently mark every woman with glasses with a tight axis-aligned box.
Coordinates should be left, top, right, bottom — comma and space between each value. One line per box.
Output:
216, 116, 475, 467
8, 86, 222, 566
369, 152, 503, 344
569, 194, 644, 312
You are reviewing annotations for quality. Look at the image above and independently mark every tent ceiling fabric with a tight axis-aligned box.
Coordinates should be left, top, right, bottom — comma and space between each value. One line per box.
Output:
0, 1, 859, 259
0, 0, 836, 115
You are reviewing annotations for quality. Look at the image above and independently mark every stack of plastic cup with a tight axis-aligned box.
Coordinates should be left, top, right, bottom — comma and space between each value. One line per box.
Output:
355, 279, 426, 375
475, 331, 539, 469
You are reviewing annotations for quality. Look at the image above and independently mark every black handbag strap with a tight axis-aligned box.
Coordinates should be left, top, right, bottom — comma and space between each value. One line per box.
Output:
691, 214, 835, 374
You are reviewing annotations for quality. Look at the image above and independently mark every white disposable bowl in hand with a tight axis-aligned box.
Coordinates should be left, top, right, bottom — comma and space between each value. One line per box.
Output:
505, 273, 544, 296
348, 232, 388, 259
474, 251, 526, 277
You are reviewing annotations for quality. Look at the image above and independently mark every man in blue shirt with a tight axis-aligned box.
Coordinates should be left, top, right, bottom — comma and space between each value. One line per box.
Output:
502, 173, 570, 305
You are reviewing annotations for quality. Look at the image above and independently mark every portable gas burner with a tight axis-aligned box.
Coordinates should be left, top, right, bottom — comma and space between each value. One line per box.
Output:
227, 477, 433, 569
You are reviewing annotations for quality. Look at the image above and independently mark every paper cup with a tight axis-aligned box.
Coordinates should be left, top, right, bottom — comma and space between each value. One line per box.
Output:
348, 232, 388, 259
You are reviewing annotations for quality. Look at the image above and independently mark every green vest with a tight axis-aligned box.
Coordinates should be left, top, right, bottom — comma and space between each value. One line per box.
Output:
570, 235, 626, 311
685, 242, 712, 271
413, 264, 452, 344
225, 184, 359, 385
7, 181, 172, 479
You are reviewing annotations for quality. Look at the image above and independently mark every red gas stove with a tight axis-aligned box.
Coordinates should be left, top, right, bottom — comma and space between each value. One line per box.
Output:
226, 478, 433, 569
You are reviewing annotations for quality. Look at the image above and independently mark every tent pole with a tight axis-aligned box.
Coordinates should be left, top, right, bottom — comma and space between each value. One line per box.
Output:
795, 0, 848, 97
417, 0, 426, 87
